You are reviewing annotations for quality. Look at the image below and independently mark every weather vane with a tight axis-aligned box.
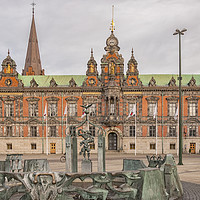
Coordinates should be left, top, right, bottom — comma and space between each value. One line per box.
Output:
31, 1, 36, 15
110, 5, 115, 32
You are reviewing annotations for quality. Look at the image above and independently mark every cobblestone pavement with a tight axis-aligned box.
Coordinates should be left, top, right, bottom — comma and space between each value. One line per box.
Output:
182, 181, 200, 200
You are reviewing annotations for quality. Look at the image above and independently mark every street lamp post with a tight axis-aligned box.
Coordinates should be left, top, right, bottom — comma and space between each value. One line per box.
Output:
173, 28, 187, 165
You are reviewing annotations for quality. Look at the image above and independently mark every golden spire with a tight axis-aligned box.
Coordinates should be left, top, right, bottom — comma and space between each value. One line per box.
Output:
110, 5, 115, 32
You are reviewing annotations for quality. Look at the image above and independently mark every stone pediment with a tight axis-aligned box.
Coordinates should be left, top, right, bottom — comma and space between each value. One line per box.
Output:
146, 96, 159, 102
165, 117, 177, 124
46, 97, 59, 102
65, 97, 79, 102
26, 97, 40, 102
3, 118, 15, 124
47, 117, 60, 124
26, 118, 41, 124
185, 117, 199, 123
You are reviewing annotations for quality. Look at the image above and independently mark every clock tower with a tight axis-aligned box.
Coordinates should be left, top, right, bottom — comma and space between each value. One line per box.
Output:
100, 28, 124, 86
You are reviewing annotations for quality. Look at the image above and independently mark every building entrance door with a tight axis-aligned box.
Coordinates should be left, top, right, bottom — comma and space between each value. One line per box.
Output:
108, 132, 117, 150
50, 143, 56, 154
190, 143, 196, 154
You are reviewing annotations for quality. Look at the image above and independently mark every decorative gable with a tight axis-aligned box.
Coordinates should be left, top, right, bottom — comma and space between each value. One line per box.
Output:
30, 78, 38, 87
69, 78, 77, 87
188, 76, 196, 87
168, 77, 176, 87
50, 78, 57, 87
148, 77, 156, 87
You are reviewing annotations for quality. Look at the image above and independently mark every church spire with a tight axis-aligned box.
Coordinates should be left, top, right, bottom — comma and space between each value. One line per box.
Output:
22, 3, 44, 75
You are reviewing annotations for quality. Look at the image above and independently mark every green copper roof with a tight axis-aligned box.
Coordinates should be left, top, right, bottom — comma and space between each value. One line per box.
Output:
18, 74, 199, 87
139, 74, 200, 86
18, 74, 86, 87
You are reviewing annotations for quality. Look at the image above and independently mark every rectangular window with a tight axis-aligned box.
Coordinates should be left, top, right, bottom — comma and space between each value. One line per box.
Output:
149, 126, 156, 137
129, 126, 135, 137
148, 103, 156, 116
169, 126, 176, 137
169, 103, 176, 116
170, 143, 176, 150
49, 103, 57, 117
30, 126, 37, 137
110, 99, 115, 115
189, 126, 197, 137
69, 126, 76, 136
188, 103, 197, 117
7, 143, 12, 150
89, 126, 95, 137
150, 143, 156, 149
5, 103, 14, 117
50, 126, 56, 137
90, 143, 95, 150
29, 103, 37, 117
130, 143, 135, 149
31, 143, 37, 150
69, 104, 76, 116
98, 102, 102, 115
89, 104, 96, 116
6, 126, 12, 137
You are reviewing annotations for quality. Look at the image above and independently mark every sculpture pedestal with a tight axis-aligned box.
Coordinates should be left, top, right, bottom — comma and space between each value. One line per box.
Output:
81, 159, 92, 173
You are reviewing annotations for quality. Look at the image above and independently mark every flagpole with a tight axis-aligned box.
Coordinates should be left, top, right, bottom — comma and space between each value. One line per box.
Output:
66, 104, 68, 135
156, 114, 157, 155
46, 117, 48, 155
177, 105, 179, 156
135, 102, 137, 156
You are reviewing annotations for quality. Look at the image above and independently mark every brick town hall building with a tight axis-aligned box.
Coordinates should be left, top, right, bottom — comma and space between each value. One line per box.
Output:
0, 8, 200, 155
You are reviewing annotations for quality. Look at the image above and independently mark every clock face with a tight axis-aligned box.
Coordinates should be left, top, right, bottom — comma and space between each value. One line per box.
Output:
5, 79, 12, 86
88, 78, 96, 86
129, 78, 137, 86
109, 38, 117, 46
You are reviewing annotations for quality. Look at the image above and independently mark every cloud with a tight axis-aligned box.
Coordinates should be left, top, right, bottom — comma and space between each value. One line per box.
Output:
0, 0, 199, 75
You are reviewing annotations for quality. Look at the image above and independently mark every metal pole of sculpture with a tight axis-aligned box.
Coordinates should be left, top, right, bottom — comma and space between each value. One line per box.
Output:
65, 104, 106, 173
65, 135, 71, 172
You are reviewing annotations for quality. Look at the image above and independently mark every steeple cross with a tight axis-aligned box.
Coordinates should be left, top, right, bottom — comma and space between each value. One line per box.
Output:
31, 1, 36, 15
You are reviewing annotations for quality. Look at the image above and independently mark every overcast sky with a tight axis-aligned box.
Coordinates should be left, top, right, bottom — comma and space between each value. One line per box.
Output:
0, 0, 199, 75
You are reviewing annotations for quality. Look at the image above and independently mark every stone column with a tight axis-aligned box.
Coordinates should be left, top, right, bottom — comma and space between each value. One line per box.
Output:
65, 135, 71, 172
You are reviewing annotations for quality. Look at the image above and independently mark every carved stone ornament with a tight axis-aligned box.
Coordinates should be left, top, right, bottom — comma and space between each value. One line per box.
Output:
82, 80, 87, 87
88, 78, 96, 86
69, 78, 77, 87
50, 78, 57, 87
168, 77, 176, 87
137, 78, 143, 87
126, 49, 139, 76
148, 77, 156, 87
30, 78, 38, 87
188, 76, 196, 87
86, 49, 98, 76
